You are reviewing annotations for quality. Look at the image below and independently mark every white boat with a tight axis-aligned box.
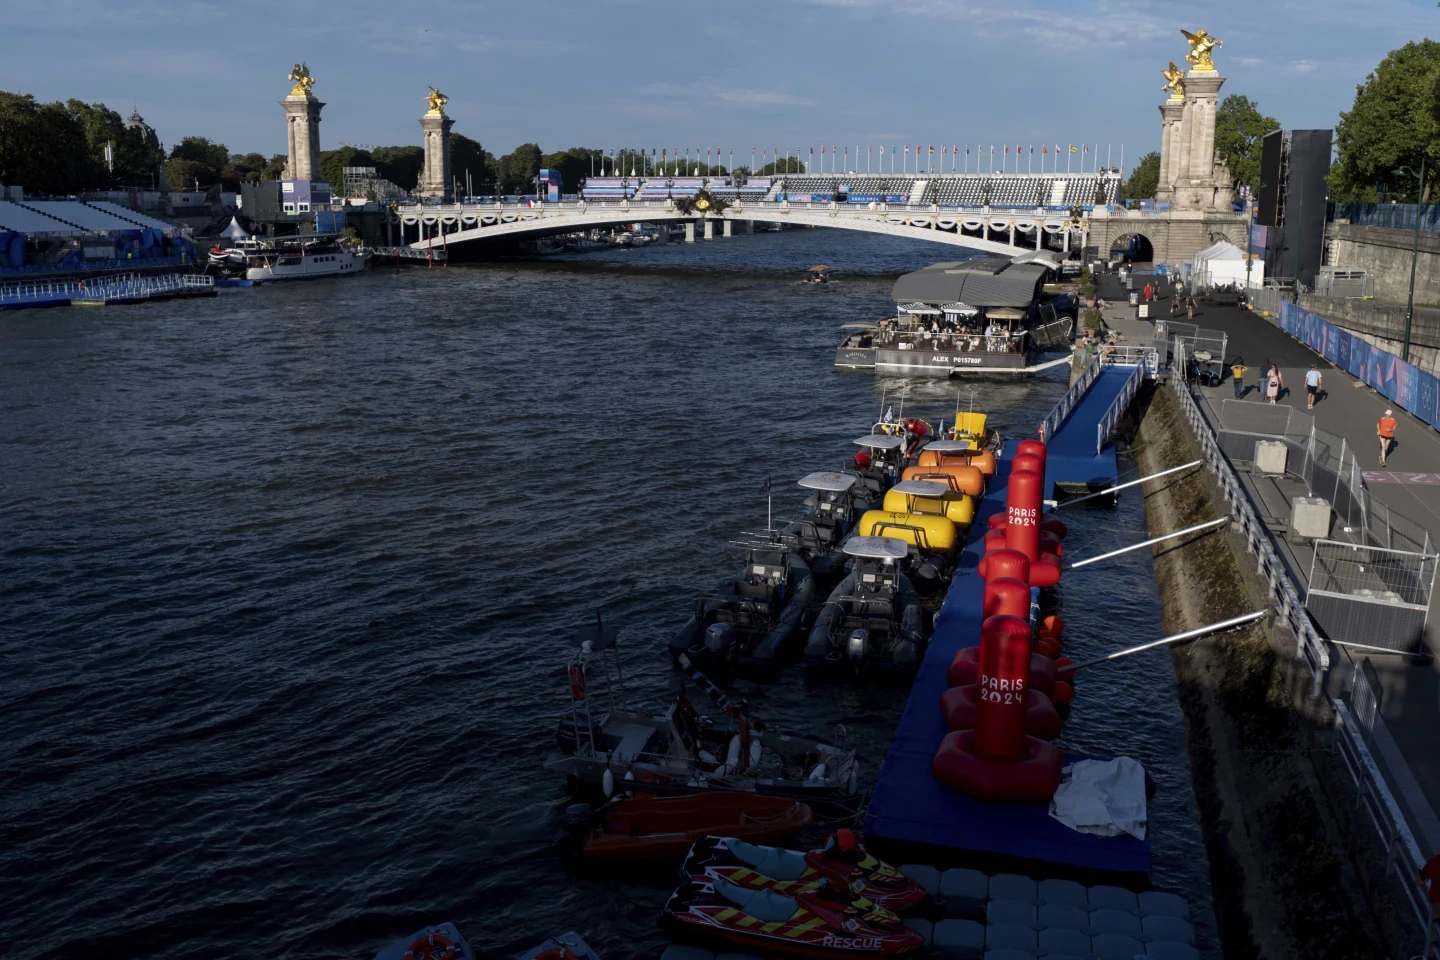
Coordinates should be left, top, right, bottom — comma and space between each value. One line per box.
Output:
209, 235, 368, 284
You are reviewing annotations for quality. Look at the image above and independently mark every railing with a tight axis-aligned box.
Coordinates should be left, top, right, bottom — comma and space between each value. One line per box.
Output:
1171, 342, 1331, 683
1330, 698, 1439, 959
1040, 351, 1100, 442
0, 276, 86, 303
1095, 358, 1149, 456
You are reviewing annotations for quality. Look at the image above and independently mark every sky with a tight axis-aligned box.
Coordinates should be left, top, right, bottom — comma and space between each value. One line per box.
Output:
0, 0, 1435, 176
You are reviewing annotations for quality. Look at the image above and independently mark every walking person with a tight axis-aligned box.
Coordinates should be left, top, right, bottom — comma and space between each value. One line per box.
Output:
1231, 358, 1248, 398
1304, 364, 1322, 409
1378, 409, 1398, 466
1265, 365, 1283, 404
1256, 359, 1270, 399
1144, 282, 1152, 303
1186, 295, 1195, 320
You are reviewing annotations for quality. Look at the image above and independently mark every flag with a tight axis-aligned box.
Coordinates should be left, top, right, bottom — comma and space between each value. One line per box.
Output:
1004, 145, 1009, 155
1069, 144, 1078, 153
1084, 145, 1090, 154
1042, 145, 1048, 154
929, 145, 934, 154
760, 478, 771, 495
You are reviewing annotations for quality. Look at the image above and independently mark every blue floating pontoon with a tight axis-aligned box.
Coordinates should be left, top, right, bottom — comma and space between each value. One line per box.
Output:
865, 437, 1152, 881
1044, 365, 1131, 496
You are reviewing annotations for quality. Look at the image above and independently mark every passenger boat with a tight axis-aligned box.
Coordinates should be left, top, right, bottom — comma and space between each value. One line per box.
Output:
564, 237, 610, 253
807, 264, 832, 283
206, 234, 368, 283
372, 922, 475, 960
778, 472, 863, 585
668, 543, 814, 671
804, 537, 927, 672
550, 622, 859, 803
681, 833, 930, 915
572, 793, 813, 863
663, 877, 923, 958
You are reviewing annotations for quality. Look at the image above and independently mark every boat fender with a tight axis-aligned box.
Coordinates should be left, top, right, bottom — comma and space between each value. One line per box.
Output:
699, 749, 719, 764
725, 735, 762, 772
808, 762, 829, 782
404, 933, 457, 960
602, 768, 615, 798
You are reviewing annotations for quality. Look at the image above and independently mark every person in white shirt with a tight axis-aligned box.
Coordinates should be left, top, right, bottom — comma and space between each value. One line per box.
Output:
1304, 365, 1322, 409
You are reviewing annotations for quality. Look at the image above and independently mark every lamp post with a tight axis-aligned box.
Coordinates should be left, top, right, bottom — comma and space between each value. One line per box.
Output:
1394, 158, 1427, 363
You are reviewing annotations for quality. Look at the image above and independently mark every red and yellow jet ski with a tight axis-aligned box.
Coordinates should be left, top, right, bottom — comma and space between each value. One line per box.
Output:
662, 876, 924, 958
681, 832, 929, 915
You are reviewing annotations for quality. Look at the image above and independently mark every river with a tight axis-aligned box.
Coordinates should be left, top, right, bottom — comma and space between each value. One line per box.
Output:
0, 229, 1216, 959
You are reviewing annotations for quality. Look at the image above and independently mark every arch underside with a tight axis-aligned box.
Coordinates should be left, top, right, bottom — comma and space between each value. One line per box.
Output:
397, 208, 1082, 258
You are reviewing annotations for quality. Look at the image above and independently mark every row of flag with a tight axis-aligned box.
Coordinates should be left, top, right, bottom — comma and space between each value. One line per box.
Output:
594, 145, 1090, 157
592, 144, 1102, 175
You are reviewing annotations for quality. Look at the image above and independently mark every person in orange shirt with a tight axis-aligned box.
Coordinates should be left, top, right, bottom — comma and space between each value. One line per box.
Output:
1378, 409, 1398, 466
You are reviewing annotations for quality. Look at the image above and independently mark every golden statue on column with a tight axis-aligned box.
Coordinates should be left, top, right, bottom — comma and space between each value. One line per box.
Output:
426, 87, 449, 115
1161, 62, 1185, 99
288, 62, 316, 96
1180, 29, 1221, 71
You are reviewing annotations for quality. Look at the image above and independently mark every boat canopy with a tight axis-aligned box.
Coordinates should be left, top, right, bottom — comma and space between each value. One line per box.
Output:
986, 307, 1026, 321
808, 264, 830, 272
798, 471, 857, 492
892, 480, 950, 497
897, 301, 942, 315
942, 302, 979, 316
839, 322, 879, 330
853, 435, 905, 450
892, 257, 1048, 309
843, 536, 910, 560
922, 439, 978, 453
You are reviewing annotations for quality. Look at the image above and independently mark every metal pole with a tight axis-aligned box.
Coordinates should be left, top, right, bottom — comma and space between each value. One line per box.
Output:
1058, 610, 1267, 673
1404, 156, 1425, 362
1067, 517, 1230, 568
1053, 460, 1204, 509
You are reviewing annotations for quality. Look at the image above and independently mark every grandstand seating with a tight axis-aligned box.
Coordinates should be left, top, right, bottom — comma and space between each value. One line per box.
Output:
85, 201, 175, 231
0, 201, 84, 234
580, 177, 637, 200
636, 177, 704, 199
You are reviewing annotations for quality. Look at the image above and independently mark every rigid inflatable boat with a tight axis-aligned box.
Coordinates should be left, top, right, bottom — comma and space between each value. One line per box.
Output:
681, 833, 929, 915
849, 434, 905, 507
858, 480, 966, 593
573, 793, 813, 863
779, 472, 863, 585
804, 537, 927, 674
669, 543, 815, 670
663, 878, 923, 958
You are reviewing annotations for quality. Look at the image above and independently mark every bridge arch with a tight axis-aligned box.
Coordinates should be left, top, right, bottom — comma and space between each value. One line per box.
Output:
392, 202, 1085, 260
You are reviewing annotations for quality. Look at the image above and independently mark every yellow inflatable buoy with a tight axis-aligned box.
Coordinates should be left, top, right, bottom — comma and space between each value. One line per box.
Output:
883, 487, 975, 527
858, 510, 958, 553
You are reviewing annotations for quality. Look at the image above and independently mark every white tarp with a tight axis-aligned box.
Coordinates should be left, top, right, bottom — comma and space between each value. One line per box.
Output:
1191, 239, 1262, 286
220, 217, 252, 240
1048, 757, 1147, 840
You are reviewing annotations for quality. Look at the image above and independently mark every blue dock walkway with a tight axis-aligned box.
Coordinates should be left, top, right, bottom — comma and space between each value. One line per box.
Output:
865, 366, 1150, 881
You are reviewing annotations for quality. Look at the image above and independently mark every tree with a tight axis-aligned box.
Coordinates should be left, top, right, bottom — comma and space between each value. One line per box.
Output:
757, 157, 805, 175
0, 91, 102, 194
370, 145, 423, 190
1331, 39, 1440, 202
1213, 94, 1278, 193
319, 145, 373, 195
64, 99, 154, 187
1121, 151, 1160, 199
497, 142, 542, 194
453, 134, 495, 194
539, 146, 598, 194
170, 136, 229, 170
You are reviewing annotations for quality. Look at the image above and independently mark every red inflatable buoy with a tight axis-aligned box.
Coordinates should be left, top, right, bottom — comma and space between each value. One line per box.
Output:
987, 513, 1008, 531
1016, 439, 1047, 460
1050, 680, 1074, 704
1030, 553, 1062, 588
1040, 516, 1068, 540
973, 615, 1038, 760
948, 644, 1056, 694
1034, 636, 1061, 660
978, 547, 1029, 583
1012, 453, 1044, 477
983, 577, 1030, 621
941, 683, 1063, 739
1004, 470, 1043, 562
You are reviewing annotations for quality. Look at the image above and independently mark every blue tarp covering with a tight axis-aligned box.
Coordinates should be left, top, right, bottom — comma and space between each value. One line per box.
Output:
866, 440, 1151, 877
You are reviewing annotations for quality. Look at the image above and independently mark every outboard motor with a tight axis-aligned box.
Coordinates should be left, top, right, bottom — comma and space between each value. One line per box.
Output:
847, 628, 869, 662
563, 802, 596, 831
705, 622, 735, 657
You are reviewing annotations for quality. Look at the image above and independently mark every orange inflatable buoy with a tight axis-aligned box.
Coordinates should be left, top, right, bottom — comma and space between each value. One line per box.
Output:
405, 934, 458, 960
1041, 614, 1065, 637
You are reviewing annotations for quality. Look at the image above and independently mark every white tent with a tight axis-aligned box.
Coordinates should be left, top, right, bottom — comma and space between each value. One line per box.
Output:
219, 217, 252, 241
1191, 239, 1262, 287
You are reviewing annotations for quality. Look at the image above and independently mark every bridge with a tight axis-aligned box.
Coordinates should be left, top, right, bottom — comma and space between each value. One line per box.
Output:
386, 172, 1249, 261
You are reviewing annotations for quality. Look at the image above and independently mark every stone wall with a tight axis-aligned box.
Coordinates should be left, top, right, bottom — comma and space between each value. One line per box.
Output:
1326, 221, 1440, 305
1299, 292, 1440, 376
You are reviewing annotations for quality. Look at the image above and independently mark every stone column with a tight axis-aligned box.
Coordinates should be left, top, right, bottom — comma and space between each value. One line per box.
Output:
417, 111, 454, 202
722, 219, 732, 238
1156, 100, 1184, 202
1172, 69, 1225, 210
280, 95, 324, 181
703, 219, 714, 240
684, 222, 695, 243
744, 220, 754, 235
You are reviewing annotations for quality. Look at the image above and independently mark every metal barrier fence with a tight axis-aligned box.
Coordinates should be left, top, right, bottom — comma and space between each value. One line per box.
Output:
1308, 540, 1434, 654
1040, 351, 1100, 442
1172, 343, 1331, 681
1333, 202, 1440, 233
1178, 343, 1438, 953
1245, 282, 1292, 318
1094, 353, 1154, 456
1330, 695, 1440, 959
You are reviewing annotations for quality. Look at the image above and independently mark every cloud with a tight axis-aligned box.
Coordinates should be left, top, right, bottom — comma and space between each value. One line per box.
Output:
1235, 57, 1263, 67
1291, 60, 1317, 74
712, 87, 815, 107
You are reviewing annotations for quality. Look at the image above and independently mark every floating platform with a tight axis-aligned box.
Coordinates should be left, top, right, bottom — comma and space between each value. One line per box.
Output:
1045, 366, 1129, 497
866, 433, 1151, 883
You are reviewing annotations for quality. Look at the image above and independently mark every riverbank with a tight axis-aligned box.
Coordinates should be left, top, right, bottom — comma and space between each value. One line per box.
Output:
1131, 383, 1387, 959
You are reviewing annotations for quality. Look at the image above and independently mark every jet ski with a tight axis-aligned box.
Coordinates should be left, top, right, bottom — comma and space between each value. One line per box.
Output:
778, 472, 864, 586
681, 832, 930, 915
663, 876, 923, 958
669, 542, 814, 672
805, 537, 927, 675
